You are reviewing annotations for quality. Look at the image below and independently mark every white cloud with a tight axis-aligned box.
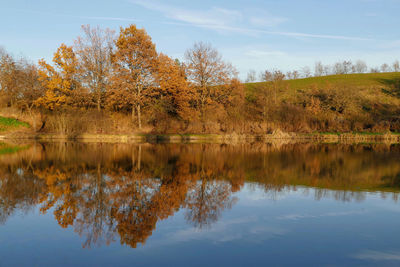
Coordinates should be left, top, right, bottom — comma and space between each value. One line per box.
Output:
245, 50, 287, 57
130, 0, 370, 41
249, 16, 288, 27
353, 250, 400, 261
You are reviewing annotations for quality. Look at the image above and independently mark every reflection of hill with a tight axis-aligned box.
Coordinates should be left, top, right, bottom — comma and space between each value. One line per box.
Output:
0, 143, 399, 248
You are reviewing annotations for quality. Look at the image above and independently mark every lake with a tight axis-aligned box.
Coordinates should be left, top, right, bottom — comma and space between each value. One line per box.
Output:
1, 142, 400, 266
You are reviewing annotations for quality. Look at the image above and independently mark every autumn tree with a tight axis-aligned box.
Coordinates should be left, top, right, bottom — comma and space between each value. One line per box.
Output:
75, 25, 115, 111
184, 42, 237, 119
35, 44, 83, 111
109, 24, 158, 129
153, 53, 193, 122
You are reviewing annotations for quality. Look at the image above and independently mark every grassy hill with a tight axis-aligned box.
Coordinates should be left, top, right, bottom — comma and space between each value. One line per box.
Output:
0, 116, 30, 133
246, 72, 400, 99
244, 72, 400, 133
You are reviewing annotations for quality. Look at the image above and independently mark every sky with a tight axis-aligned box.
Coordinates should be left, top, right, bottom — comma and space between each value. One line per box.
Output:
0, 0, 399, 79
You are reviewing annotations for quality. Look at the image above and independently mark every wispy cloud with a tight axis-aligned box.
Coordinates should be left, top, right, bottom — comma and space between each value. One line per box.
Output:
79, 16, 142, 22
353, 250, 400, 261
245, 50, 287, 57
130, 0, 373, 41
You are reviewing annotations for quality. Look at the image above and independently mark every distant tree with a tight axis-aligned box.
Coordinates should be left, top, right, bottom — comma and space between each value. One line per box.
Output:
109, 25, 158, 129
245, 69, 257, 83
286, 70, 300, 80
323, 65, 331, 76
342, 60, 352, 74
301, 66, 312, 78
314, 61, 324, 77
354, 60, 367, 73
74, 25, 115, 111
333, 62, 344, 75
370, 67, 380, 73
380, 63, 391, 73
393, 60, 400, 72
260, 70, 274, 82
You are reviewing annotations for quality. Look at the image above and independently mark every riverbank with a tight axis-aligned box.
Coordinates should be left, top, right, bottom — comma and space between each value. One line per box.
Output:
2, 130, 400, 144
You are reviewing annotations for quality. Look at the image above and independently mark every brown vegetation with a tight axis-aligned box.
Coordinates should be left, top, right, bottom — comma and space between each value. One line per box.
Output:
0, 25, 400, 136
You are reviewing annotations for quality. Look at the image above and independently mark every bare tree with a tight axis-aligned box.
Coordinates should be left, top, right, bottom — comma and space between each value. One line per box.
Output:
333, 62, 344, 75
260, 70, 274, 82
381, 63, 391, 73
354, 60, 367, 73
342, 60, 353, 74
370, 67, 380, 73
393, 60, 400, 72
245, 69, 257, 83
184, 42, 237, 117
314, 61, 324, 77
75, 25, 115, 111
301, 66, 311, 78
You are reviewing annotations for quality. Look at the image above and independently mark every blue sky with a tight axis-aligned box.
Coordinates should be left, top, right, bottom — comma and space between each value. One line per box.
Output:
1, 0, 399, 78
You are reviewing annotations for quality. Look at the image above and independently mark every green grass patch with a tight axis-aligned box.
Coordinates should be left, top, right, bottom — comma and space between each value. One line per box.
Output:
0, 143, 29, 155
0, 116, 30, 132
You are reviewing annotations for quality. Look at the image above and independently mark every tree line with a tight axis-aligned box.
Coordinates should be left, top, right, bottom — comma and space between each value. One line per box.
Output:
0, 24, 242, 132
246, 60, 400, 82
1, 24, 400, 134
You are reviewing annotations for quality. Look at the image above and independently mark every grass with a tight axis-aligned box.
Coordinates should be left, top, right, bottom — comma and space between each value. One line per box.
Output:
246, 72, 400, 90
245, 72, 400, 104
0, 143, 29, 155
0, 116, 30, 132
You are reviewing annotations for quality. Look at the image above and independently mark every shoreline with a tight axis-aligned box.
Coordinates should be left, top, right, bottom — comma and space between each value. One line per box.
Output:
1, 132, 399, 144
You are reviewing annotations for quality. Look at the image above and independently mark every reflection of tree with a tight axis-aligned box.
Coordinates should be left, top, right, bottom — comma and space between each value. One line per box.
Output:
0, 142, 400, 248
185, 180, 237, 229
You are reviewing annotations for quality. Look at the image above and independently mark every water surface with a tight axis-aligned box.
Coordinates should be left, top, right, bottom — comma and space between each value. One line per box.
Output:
1, 142, 400, 266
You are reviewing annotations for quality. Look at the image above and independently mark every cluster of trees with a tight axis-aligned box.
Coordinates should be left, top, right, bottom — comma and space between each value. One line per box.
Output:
1, 142, 400, 247
0, 24, 242, 132
1, 24, 400, 134
246, 59, 400, 82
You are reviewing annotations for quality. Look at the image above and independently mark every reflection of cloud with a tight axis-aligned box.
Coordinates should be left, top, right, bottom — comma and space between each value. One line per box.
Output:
277, 210, 367, 220
353, 250, 400, 261
148, 215, 287, 248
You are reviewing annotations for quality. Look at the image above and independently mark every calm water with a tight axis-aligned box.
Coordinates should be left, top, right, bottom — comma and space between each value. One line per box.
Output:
1, 142, 400, 266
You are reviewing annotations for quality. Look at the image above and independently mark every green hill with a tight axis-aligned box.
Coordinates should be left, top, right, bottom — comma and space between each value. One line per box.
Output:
244, 72, 400, 133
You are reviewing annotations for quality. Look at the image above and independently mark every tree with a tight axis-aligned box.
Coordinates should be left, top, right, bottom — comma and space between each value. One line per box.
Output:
74, 25, 115, 111
35, 44, 83, 111
109, 25, 158, 129
314, 61, 324, 77
354, 60, 367, 73
184, 42, 237, 119
0, 51, 19, 106
301, 66, 312, 78
153, 53, 193, 121
381, 63, 391, 73
393, 60, 400, 72
245, 69, 257, 83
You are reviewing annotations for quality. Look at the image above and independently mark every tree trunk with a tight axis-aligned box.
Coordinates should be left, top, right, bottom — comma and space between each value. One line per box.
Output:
131, 106, 135, 124
137, 104, 142, 129
97, 95, 101, 111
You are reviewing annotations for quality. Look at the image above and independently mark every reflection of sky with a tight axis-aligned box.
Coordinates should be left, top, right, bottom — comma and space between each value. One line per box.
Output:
2, 184, 400, 266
